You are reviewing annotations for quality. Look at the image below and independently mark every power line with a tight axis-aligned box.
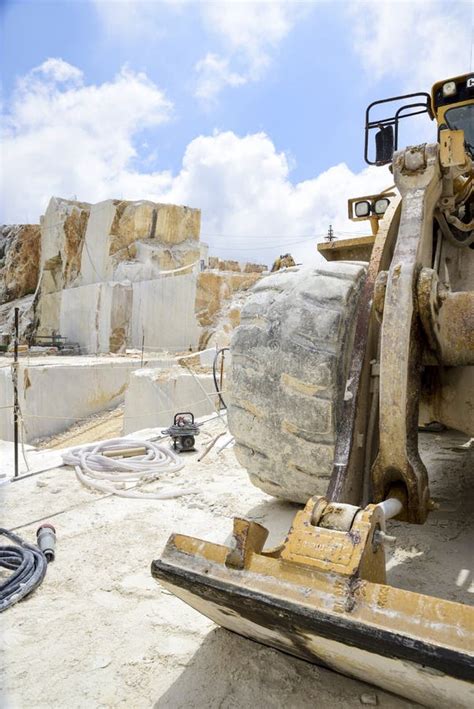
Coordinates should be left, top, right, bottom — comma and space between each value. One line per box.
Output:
207, 243, 312, 252
201, 231, 363, 240
201, 235, 364, 251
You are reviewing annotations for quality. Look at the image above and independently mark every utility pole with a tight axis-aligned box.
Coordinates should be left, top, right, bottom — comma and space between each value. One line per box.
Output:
326, 224, 336, 242
13, 307, 19, 478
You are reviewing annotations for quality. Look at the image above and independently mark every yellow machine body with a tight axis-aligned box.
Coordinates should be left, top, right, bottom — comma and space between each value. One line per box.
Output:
152, 74, 474, 705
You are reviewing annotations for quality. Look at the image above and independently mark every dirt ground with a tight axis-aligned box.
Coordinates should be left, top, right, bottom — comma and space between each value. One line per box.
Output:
1, 423, 472, 709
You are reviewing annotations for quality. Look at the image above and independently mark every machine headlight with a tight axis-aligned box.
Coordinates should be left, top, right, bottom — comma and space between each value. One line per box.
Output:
442, 81, 457, 97
374, 198, 390, 215
354, 201, 371, 218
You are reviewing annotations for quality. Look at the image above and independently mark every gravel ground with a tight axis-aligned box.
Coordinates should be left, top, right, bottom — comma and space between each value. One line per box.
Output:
36, 405, 125, 450
1, 424, 472, 709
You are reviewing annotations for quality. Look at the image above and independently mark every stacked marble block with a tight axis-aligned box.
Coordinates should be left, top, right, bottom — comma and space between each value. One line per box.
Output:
36, 198, 205, 353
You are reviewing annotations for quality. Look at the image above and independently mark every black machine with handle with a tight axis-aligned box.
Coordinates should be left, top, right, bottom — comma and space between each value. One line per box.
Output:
162, 412, 201, 452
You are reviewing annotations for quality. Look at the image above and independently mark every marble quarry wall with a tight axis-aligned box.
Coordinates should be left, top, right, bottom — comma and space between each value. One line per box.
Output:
0, 358, 137, 442
26, 197, 265, 353
34, 197, 204, 352
0, 196, 267, 440
123, 366, 217, 433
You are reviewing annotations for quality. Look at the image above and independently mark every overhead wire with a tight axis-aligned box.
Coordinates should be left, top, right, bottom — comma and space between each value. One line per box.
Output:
201, 232, 366, 251
201, 233, 364, 240
20, 391, 228, 421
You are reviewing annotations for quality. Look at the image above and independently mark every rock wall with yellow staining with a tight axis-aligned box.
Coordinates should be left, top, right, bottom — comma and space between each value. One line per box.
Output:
0, 224, 42, 303
1, 196, 267, 353
34, 197, 267, 353
195, 271, 263, 349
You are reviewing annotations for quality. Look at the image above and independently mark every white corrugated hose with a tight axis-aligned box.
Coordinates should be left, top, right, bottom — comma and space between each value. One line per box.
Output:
62, 438, 197, 499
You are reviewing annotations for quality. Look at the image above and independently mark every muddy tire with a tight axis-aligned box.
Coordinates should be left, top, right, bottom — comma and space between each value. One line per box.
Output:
228, 262, 367, 503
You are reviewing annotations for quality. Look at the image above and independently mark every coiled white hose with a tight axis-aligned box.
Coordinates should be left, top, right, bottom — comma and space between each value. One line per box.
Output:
62, 438, 196, 499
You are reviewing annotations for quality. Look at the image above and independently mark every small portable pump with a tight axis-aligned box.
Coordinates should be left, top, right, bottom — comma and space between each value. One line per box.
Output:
162, 412, 201, 452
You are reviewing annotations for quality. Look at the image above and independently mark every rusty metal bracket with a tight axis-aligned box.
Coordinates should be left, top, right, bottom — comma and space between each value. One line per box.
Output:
225, 518, 268, 570
418, 268, 474, 366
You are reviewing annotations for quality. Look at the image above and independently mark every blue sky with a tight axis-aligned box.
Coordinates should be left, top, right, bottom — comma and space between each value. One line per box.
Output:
1, 0, 472, 263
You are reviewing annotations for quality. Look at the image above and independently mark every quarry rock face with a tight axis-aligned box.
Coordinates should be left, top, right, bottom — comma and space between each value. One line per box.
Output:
0, 196, 267, 443
27, 196, 264, 353
0, 224, 42, 303
34, 198, 202, 352
40, 198, 91, 295
195, 270, 262, 348
208, 256, 267, 273
77, 199, 202, 286
243, 262, 267, 273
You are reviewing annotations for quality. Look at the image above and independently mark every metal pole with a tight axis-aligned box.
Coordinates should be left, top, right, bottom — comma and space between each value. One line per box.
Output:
13, 307, 19, 478
141, 330, 145, 368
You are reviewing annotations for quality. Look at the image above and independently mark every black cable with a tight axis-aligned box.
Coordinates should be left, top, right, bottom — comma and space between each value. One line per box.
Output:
212, 347, 229, 410
0, 528, 48, 612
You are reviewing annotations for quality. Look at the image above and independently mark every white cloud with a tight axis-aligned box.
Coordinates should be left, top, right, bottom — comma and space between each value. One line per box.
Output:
194, 53, 247, 102
93, 0, 307, 101
350, 0, 472, 89
1, 59, 173, 223
195, 0, 307, 101
92, 0, 170, 41
27, 58, 84, 85
1, 60, 390, 265
200, 0, 298, 70
165, 131, 390, 264
93, 1, 471, 103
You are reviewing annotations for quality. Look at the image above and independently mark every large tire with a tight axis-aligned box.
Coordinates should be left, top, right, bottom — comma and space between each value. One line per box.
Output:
228, 261, 367, 503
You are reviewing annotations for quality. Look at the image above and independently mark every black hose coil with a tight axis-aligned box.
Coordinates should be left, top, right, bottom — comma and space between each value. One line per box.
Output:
0, 528, 47, 612
212, 347, 229, 410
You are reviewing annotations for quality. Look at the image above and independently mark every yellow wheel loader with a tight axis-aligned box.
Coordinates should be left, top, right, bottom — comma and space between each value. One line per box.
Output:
152, 74, 474, 706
